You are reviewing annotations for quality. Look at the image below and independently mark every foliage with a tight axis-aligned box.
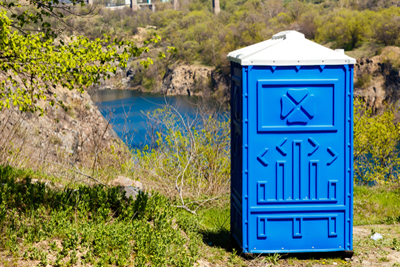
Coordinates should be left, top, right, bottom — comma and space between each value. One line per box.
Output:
380, 48, 400, 71
86, 0, 398, 91
0, 0, 168, 114
3, 164, 400, 265
261, 253, 281, 265
393, 238, 400, 251
354, 185, 400, 225
134, 105, 230, 212
315, 6, 400, 49
0, 165, 201, 266
316, 9, 373, 50
353, 98, 400, 185
59, 0, 400, 91
371, 7, 400, 46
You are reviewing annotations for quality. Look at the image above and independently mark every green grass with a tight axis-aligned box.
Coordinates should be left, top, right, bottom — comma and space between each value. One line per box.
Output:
354, 185, 400, 225
2, 164, 400, 266
346, 41, 384, 59
0, 165, 202, 266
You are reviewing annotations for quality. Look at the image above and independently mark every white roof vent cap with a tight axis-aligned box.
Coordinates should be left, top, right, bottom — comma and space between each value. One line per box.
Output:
272, 31, 305, 40
335, 49, 345, 54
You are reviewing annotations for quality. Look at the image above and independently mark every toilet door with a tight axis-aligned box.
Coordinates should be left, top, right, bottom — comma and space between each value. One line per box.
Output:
247, 77, 348, 253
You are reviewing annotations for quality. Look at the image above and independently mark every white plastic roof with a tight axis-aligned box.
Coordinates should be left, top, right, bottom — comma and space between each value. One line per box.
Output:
227, 31, 356, 66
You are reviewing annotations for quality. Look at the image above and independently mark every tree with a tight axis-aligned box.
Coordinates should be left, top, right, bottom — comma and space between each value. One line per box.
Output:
316, 9, 372, 50
372, 7, 400, 46
0, 0, 169, 114
353, 99, 400, 185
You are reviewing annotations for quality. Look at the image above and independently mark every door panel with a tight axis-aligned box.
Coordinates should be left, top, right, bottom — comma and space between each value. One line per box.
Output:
249, 212, 345, 252
248, 75, 347, 251
256, 80, 340, 132
250, 134, 344, 206
231, 77, 243, 202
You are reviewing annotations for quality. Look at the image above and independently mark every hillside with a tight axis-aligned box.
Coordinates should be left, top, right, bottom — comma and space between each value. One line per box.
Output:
2, 165, 400, 266
76, 0, 400, 107
2, 1, 400, 265
3, 0, 400, 184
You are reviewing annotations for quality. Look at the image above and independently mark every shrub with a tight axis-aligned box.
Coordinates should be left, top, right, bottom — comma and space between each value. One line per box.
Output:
134, 105, 230, 213
316, 9, 373, 50
353, 99, 400, 185
372, 7, 400, 46
354, 72, 373, 89
0, 165, 201, 266
380, 47, 400, 71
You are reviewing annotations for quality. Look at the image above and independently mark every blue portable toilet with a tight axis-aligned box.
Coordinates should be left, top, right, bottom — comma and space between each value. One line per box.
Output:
228, 30, 356, 254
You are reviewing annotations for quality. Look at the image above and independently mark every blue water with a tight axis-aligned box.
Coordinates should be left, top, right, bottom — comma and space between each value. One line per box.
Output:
91, 90, 209, 148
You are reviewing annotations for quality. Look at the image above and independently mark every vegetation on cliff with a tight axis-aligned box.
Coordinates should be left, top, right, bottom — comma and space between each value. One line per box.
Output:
67, 0, 400, 95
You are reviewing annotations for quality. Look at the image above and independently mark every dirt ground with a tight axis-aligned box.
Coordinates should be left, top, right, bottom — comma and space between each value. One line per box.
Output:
350, 225, 400, 267
197, 225, 400, 267
276, 224, 400, 266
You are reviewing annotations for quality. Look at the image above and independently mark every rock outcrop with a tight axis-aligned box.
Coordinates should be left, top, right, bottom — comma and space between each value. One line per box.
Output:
134, 63, 230, 100
0, 83, 118, 167
161, 64, 214, 96
160, 63, 230, 101
110, 176, 144, 199
110, 176, 143, 190
354, 46, 400, 112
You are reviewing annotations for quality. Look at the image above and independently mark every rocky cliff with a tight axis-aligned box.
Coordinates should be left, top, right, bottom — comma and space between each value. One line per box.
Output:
0, 83, 119, 176
94, 62, 231, 101
161, 64, 230, 100
161, 64, 214, 96
354, 46, 400, 113
95, 52, 400, 112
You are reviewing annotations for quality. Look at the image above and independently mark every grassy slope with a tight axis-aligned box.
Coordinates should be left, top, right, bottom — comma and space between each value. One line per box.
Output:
354, 186, 400, 226
1, 165, 400, 266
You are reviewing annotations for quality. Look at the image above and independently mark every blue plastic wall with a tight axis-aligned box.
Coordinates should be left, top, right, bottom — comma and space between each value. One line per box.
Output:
230, 62, 354, 254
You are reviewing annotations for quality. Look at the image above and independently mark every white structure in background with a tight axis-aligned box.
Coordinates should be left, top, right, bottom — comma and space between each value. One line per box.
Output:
86, 0, 175, 11
86, 0, 183, 12
131, 0, 157, 12
212, 0, 219, 15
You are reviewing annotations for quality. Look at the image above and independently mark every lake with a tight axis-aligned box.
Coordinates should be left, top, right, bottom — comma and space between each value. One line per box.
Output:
91, 90, 213, 148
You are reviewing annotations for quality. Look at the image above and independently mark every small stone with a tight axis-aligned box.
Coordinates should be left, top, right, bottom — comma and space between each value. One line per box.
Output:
344, 258, 351, 262
111, 176, 144, 190
120, 186, 141, 199
333, 262, 337, 265
132, 180, 144, 191
111, 176, 133, 187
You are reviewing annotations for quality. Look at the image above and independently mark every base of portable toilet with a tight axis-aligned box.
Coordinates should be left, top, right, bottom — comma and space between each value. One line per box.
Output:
228, 31, 355, 254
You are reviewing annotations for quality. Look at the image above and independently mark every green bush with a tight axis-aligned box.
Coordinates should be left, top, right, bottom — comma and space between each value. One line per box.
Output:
134, 106, 230, 209
372, 7, 400, 46
57, 1, 400, 81
0, 165, 201, 266
316, 9, 373, 50
381, 47, 400, 71
353, 99, 400, 185
355, 72, 373, 88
